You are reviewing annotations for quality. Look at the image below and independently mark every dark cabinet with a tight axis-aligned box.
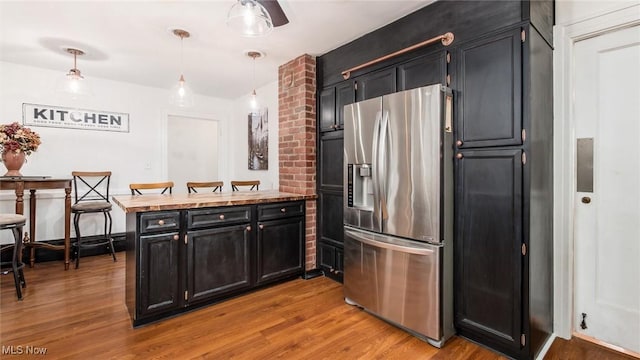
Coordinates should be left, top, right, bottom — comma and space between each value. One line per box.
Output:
186, 224, 251, 303
318, 190, 344, 282
453, 25, 553, 360
256, 201, 305, 285
319, 242, 343, 282
336, 81, 355, 130
318, 191, 344, 246
316, 3, 553, 359
319, 131, 344, 191
319, 81, 355, 132
454, 148, 523, 353
319, 87, 336, 132
457, 28, 522, 148
126, 201, 305, 326
138, 232, 181, 317
355, 67, 396, 101
256, 217, 304, 285
397, 50, 447, 91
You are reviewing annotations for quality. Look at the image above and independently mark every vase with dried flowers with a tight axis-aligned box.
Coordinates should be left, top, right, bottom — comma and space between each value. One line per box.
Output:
0, 122, 41, 176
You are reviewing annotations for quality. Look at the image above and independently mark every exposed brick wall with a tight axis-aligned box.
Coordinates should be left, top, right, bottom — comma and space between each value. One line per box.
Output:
278, 54, 317, 270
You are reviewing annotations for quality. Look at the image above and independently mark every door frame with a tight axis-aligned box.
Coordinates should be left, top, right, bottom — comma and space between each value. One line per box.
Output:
553, 5, 640, 340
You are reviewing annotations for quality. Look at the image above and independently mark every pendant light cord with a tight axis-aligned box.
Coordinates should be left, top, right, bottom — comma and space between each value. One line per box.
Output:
180, 34, 184, 76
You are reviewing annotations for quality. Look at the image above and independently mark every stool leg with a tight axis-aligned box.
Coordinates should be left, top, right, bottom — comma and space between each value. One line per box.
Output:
74, 212, 81, 269
105, 211, 117, 262
11, 226, 23, 300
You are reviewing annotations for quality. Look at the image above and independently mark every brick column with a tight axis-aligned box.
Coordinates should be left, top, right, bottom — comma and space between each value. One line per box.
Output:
278, 54, 317, 270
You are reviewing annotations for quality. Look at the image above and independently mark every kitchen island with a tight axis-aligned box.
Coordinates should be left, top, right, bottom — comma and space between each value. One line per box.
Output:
112, 190, 315, 327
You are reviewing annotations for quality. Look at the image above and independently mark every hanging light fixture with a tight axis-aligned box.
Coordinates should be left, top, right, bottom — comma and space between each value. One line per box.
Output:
227, 0, 273, 37
170, 29, 194, 108
57, 48, 92, 99
247, 50, 263, 114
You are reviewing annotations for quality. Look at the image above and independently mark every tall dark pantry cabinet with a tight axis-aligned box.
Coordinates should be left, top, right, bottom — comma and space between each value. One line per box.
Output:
315, 1, 554, 359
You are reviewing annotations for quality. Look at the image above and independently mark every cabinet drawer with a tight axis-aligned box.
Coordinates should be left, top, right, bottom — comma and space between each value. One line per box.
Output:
139, 211, 180, 234
257, 201, 304, 221
187, 206, 251, 229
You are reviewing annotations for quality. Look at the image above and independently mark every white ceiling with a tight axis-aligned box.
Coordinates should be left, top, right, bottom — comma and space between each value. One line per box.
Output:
0, 0, 434, 99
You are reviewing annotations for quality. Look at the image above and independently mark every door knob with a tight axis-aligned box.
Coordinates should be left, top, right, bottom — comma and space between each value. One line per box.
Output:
581, 197, 591, 204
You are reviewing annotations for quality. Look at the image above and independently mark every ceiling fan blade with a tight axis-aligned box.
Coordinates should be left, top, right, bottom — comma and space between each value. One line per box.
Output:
257, 0, 289, 27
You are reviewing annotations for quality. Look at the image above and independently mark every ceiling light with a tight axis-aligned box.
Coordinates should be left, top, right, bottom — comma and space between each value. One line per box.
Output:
170, 29, 194, 108
57, 48, 92, 99
247, 50, 264, 114
227, 0, 273, 37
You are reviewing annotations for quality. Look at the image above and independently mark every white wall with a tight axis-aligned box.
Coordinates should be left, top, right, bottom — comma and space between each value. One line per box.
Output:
556, 0, 639, 25
553, 0, 640, 340
0, 61, 271, 244
229, 80, 279, 190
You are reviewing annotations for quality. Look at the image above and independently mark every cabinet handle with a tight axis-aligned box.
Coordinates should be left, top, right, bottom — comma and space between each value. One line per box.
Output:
280, 208, 286, 213
246, 225, 251, 231
173, 235, 179, 241
456, 153, 463, 159
259, 224, 264, 229
456, 140, 463, 146
158, 220, 165, 226
219, 214, 225, 220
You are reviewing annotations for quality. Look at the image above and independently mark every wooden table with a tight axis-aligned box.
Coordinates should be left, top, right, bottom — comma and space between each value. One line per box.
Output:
0, 176, 72, 270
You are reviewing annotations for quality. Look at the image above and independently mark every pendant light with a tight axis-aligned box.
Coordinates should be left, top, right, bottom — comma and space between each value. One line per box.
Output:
227, 0, 273, 37
57, 48, 92, 99
170, 29, 194, 108
247, 50, 263, 114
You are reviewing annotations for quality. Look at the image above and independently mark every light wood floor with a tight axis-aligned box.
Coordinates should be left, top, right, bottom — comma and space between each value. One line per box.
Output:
0, 254, 634, 359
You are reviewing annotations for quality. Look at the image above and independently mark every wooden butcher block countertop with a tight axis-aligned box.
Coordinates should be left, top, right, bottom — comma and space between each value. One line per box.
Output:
112, 190, 316, 213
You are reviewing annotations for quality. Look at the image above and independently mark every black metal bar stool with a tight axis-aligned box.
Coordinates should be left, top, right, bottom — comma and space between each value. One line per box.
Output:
0, 213, 27, 300
72, 171, 117, 269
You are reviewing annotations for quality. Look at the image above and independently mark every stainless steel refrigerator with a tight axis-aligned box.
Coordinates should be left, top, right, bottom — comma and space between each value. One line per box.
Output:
343, 84, 454, 347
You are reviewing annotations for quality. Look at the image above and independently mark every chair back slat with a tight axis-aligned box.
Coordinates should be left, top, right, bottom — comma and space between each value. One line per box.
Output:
130, 181, 174, 195
187, 181, 223, 193
231, 180, 260, 191
72, 171, 112, 204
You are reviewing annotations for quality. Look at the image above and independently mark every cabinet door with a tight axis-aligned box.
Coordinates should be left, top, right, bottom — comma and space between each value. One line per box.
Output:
318, 190, 344, 245
319, 87, 336, 132
319, 242, 343, 283
457, 28, 522, 148
138, 232, 181, 317
454, 149, 523, 353
256, 217, 304, 285
397, 51, 447, 91
356, 67, 396, 101
336, 81, 355, 130
319, 131, 344, 191
186, 224, 251, 303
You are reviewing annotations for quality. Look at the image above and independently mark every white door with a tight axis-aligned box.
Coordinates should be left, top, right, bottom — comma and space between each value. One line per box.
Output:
167, 115, 219, 194
574, 25, 640, 354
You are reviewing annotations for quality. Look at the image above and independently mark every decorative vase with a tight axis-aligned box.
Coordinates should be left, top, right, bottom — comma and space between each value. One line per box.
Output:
2, 150, 26, 177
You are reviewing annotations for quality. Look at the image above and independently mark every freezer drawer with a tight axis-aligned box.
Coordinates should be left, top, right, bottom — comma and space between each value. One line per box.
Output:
343, 227, 441, 341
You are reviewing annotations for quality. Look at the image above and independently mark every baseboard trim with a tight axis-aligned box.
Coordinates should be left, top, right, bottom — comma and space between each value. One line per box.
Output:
535, 333, 556, 360
0, 233, 126, 263
573, 332, 640, 358
303, 268, 324, 280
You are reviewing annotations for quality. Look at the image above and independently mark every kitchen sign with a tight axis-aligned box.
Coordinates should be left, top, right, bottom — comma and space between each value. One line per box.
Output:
22, 103, 129, 133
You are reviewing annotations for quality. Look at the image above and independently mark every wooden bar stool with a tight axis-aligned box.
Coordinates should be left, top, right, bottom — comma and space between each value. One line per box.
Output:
0, 214, 27, 300
187, 181, 224, 193
130, 181, 174, 195
231, 180, 260, 191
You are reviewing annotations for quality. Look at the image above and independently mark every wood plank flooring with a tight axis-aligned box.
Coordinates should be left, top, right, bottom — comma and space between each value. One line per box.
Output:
0, 254, 634, 359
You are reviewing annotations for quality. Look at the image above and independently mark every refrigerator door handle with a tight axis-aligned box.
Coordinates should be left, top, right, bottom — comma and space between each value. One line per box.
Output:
379, 110, 390, 220
345, 229, 435, 256
371, 110, 383, 229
